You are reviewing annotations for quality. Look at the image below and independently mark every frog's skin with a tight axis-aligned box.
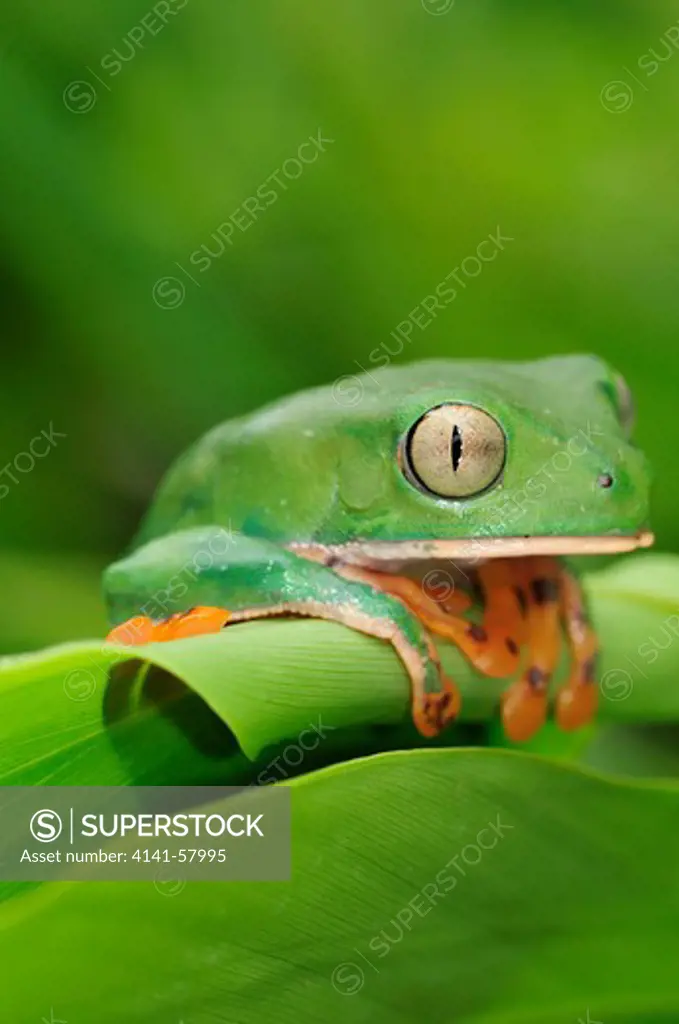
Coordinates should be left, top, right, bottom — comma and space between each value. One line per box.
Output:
105, 356, 652, 742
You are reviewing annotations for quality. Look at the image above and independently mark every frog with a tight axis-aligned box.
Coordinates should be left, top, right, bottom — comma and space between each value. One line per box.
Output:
104, 355, 652, 742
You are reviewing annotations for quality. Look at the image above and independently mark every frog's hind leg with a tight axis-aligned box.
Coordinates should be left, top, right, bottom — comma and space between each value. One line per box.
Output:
500, 558, 562, 742
105, 527, 460, 740
108, 598, 459, 740
554, 569, 599, 731
227, 601, 460, 738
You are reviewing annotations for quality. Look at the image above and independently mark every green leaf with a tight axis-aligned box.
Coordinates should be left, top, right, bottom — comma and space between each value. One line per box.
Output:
0, 641, 240, 790
3, 749, 679, 1023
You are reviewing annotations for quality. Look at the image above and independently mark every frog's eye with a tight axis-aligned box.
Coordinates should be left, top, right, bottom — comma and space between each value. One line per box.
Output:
402, 404, 506, 499
613, 373, 635, 437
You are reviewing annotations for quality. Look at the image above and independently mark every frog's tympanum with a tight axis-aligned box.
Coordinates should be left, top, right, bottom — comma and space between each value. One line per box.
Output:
105, 357, 652, 741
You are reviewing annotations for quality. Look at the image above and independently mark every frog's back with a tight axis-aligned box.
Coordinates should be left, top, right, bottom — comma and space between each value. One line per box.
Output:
132, 359, 490, 545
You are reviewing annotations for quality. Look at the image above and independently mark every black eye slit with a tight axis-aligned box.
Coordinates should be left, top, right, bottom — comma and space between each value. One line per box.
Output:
598, 473, 614, 489
401, 403, 506, 499
451, 424, 463, 472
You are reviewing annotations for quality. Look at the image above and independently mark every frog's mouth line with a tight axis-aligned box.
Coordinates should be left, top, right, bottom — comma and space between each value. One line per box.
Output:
291, 530, 655, 569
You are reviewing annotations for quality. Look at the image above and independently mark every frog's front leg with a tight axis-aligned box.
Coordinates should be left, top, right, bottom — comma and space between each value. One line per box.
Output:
341, 557, 587, 742
554, 568, 599, 731
406, 555, 560, 742
500, 557, 562, 741
104, 527, 460, 739
336, 559, 526, 680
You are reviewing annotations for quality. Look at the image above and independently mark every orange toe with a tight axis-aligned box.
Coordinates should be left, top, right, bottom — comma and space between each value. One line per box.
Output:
106, 615, 157, 646
413, 671, 462, 737
556, 684, 598, 731
162, 606, 231, 640
415, 681, 461, 738
106, 606, 230, 646
501, 682, 548, 743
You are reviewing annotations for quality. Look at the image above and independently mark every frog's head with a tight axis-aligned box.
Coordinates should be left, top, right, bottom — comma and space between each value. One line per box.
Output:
158, 355, 652, 567
276, 355, 652, 565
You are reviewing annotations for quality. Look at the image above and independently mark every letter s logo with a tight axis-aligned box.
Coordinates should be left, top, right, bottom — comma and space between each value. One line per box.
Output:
30, 809, 63, 843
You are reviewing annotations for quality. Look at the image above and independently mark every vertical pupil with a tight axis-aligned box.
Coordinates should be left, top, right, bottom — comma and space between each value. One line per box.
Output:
451, 424, 463, 472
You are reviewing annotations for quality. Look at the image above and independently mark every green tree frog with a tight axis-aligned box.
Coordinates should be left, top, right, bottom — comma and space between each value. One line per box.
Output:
105, 356, 652, 742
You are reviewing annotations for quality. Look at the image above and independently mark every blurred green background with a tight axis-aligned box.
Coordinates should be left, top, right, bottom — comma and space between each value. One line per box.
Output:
1, 0, 678, 654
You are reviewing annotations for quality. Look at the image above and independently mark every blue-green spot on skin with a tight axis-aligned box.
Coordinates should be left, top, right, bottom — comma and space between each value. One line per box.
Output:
103, 356, 653, 743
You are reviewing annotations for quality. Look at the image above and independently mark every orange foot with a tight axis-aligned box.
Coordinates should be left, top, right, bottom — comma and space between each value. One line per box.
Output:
106, 606, 230, 645
415, 682, 462, 738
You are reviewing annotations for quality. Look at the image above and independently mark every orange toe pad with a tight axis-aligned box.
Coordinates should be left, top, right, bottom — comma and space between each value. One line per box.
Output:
106, 606, 230, 646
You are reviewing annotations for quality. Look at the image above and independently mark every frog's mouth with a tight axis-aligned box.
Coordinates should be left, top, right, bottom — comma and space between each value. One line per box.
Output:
291, 530, 655, 570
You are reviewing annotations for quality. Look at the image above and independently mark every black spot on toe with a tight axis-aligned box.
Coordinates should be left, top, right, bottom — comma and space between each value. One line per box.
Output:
527, 666, 548, 690
530, 578, 559, 605
467, 624, 488, 643
582, 655, 598, 683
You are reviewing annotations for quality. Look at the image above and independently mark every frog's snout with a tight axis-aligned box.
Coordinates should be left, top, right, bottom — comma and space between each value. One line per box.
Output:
593, 443, 652, 539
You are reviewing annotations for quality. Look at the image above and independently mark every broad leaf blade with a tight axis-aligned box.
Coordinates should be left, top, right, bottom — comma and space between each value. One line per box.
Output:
2, 750, 679, 1023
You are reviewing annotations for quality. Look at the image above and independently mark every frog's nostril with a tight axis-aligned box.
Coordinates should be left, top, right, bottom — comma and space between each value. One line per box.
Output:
597, 473, 614, 489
